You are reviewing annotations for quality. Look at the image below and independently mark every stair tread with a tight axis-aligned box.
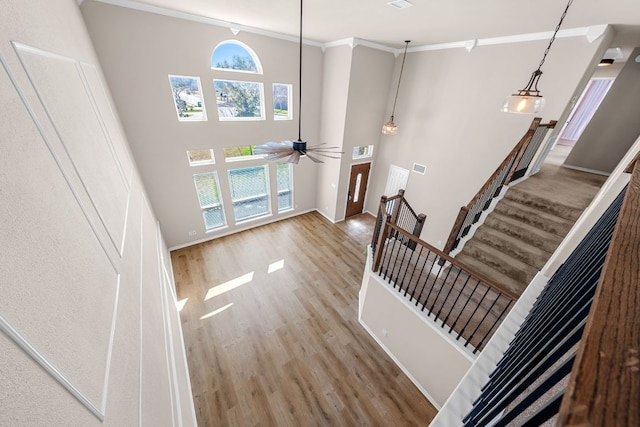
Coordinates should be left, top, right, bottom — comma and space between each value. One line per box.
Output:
494, 198, 574, 237
455, 253, 527, 296
461, 239, 539, 284
505, 187, 583, 221
484, 213, 564, 254
473, 225, 552, 269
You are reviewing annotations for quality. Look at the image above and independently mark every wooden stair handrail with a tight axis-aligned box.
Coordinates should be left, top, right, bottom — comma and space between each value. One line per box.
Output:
557, 158, 640, 425
383, 221, 520, 301
443, 117, 552, 255
466, 117, 542, 213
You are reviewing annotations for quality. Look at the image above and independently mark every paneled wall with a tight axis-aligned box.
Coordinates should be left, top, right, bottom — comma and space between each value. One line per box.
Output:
0, 1, 194, 425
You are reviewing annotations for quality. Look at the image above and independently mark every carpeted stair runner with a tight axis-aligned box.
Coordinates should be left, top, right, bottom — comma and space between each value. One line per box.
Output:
455, 183, 596, 296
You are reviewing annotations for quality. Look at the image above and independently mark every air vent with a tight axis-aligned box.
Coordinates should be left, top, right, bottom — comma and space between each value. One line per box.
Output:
412, 163, 426, 175
388, 0, 414, 10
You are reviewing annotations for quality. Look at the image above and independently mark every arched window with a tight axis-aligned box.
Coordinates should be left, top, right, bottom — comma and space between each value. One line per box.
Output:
211, 41, 262, 74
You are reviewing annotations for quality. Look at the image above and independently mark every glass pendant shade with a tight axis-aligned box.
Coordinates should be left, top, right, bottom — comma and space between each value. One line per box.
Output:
382, 116, 398, 135
501, 0, 573, 115
501, 94, 546, 114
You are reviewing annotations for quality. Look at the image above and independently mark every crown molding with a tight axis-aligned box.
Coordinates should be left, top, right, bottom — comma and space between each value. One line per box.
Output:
92, 0, 323, 48
89, 1, 609, 54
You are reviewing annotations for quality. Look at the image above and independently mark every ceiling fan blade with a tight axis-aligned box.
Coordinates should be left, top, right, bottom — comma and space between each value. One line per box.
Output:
287, 151, 301, 164
265, 151, 294, 160
304, 152, 324, 163
255, 141, 293, 152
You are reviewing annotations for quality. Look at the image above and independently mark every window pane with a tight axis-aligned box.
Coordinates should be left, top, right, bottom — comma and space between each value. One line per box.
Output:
277, 163, 293, 211
223, 145, 265, 162
168, 75, 207, 122
211, 41, 262, 74
193, 172, 225, 230
214, 79, 264, 120
203, 207, 224, 229
353, 145, 374, 159
228, 166, 270, 221
194, 172, 221, 208
273, 83, 292, 120
187, 149, 215, 166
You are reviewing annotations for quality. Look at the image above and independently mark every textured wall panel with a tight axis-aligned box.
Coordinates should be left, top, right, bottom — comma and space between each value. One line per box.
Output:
0, 58, 119, 416
14, 44, 129, 256
79, 62, 133, 187
140, 198, 174, 426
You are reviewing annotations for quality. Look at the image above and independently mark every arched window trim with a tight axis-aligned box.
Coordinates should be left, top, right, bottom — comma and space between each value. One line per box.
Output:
211, 40, 263, 75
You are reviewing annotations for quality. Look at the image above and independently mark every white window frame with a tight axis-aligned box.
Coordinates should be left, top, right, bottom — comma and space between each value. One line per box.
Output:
273, 83, 293, 121
276, 163, 294, 212
213, 79, 265, 121
211, 40, 263, 74
227, 165, 272, 223
168, 74, 207, 122
193, 171, 226, 231
186, 149, 216, 167
353, 145, 374, 159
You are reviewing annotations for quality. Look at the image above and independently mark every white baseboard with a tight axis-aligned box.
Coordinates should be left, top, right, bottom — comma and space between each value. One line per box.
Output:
561, 164, 611, 176
168, 209, 315, 251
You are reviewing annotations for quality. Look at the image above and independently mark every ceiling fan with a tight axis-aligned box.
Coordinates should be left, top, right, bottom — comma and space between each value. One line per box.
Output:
254, 0, 342, 164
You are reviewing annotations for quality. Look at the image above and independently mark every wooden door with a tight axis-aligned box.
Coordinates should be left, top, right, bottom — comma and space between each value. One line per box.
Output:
345, 163, 371, 218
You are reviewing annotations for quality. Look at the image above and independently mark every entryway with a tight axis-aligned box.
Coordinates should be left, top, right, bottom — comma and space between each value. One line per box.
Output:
345, 162, 371, 218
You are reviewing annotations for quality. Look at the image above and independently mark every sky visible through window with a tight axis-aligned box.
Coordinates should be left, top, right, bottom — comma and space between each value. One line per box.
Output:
211, 42, 258, 72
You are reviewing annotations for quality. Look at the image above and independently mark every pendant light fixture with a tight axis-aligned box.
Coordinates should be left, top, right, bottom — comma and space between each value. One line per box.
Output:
501, 0, 573, 114
382, 40, 411, 135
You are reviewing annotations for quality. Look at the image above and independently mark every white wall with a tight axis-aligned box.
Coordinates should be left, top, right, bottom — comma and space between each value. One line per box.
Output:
81, 1, 323, 248
365, 32, 609, 248
0, 0, 194, 425
359, 254, 474, 408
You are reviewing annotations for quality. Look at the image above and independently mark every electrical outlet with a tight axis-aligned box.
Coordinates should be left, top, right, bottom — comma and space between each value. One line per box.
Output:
382, 328, 388, 337
188, 230, 196, 236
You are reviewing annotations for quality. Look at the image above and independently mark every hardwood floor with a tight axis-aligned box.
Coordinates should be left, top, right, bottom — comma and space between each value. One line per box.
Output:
172, 211, 438, 426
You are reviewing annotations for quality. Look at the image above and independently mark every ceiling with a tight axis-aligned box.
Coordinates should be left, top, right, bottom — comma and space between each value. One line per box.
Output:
97, 0, 640, 48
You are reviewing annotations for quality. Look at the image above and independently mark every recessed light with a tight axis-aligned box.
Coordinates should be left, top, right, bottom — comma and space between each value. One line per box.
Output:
388, 0, 414, 9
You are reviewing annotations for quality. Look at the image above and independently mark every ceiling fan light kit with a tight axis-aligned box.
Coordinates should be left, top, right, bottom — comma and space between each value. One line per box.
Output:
501, 0, 573, 114
254, 0, 342, 164
382, 40, 410, 135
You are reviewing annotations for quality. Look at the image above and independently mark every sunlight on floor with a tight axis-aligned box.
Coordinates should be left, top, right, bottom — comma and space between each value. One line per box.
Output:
200, 303, 234, 320
268, 259, 285, 273
204, 272, 254, 300
176, 298, 188, 312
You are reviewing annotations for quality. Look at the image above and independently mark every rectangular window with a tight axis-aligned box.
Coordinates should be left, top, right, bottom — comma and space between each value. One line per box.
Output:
228, 165, 270, 221
353, 145, 374, 159
276, 163, 293, 212
187, 149, 215, 166
213, 79, 265, 121
193, 172, 225, 230
273, 83, 292, 120
223, 145, 266, 162
168, 75, 207, 122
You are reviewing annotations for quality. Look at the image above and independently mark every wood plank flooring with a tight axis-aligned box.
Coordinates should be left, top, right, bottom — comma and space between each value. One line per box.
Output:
171, 211, 438, 426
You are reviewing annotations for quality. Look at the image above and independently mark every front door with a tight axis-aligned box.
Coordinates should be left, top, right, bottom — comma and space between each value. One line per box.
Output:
345, 162, 371, 218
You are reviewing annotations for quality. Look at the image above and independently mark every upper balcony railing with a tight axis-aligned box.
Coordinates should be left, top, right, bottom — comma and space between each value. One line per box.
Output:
443, 117, 557, 255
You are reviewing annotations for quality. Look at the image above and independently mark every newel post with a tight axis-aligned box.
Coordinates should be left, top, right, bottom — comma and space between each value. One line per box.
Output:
372, 216, 391, 273
413, 213, 427, 237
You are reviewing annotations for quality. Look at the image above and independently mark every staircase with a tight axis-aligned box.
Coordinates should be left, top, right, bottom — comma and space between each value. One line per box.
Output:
454, 154, 607, 296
